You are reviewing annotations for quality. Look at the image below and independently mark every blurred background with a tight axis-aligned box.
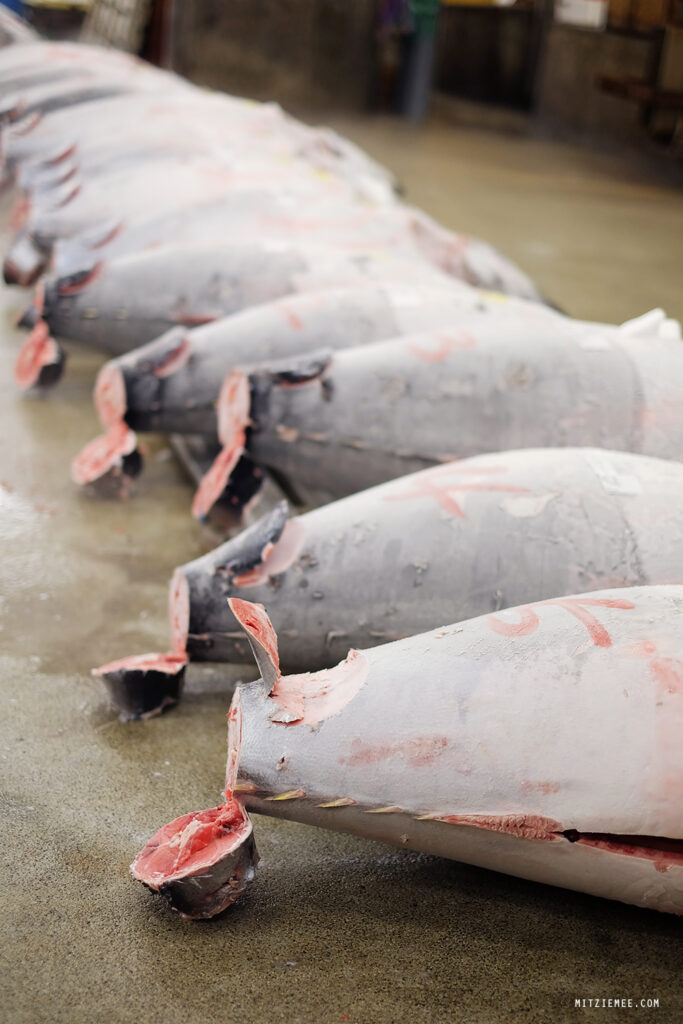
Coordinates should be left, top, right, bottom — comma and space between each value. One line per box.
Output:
11, 0, 683, 159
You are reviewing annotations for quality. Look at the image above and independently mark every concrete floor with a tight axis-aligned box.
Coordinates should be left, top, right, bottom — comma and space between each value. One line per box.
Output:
2, 122, 682, 1024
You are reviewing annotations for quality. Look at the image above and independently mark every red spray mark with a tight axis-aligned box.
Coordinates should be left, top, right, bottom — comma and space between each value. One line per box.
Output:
383, 463, 528, 519
488, 597, 636, 648
341, 735, 448, 768
71, 421, 137, 485
407, 330, 476, 363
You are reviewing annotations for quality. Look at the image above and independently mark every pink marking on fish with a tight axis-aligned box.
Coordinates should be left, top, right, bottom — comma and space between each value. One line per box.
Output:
340, 735, 448, 768
407, 330, 476, 363
384, 463, 529, 519
489, 596, 635, 647
169, 569, 189, 655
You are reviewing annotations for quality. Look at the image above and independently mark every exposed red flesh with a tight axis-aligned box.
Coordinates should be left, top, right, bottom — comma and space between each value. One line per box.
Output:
94, 363, 126, 429
13, 319, 59, 390
169, 569, 189, 655
131, 801, 248, 888
228, 598, 281, 679
71, 421, 138, 486
191, 371, 250, 519
94, 651, 187, 676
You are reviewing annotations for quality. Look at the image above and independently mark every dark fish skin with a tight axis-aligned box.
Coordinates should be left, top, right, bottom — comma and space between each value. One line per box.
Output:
147, 830, 258, 920
94, 656, 186, 722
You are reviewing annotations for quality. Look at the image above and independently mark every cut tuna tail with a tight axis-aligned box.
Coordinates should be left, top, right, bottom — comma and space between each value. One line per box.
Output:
130, 688, 258, 920
71, 364, 142, 495
93, 567, 190, 722
191, 370, 250, 521
93, 653, 188, 723
192, 352, 331, 521
13, 318, 65, 390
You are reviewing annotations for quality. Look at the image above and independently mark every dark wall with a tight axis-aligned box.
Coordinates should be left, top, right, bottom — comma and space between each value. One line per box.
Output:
535, 25, 657, 144
172, 0, 378, 111
435, 6, 542, 110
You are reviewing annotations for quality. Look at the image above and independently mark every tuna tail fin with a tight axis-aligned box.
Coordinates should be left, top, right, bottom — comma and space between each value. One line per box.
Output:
228, 598, 281, 693
191, 369, 251, 521
192, 351, 332, 521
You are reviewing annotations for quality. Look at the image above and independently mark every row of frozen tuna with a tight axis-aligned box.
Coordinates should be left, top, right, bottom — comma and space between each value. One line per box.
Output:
1, 31, 681, 917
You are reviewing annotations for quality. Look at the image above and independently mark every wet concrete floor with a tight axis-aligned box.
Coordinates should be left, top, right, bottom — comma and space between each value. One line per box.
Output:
1, 121, 682, 1023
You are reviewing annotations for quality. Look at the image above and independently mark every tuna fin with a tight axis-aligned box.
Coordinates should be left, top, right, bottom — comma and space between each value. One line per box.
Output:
227, 598, 280, 692
211, 501, 288, 581
261, 350, 332, 387
192, 370, 250, 521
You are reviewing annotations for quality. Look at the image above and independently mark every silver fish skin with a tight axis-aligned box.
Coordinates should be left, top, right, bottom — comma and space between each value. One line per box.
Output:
175, 447, 683, 670
36, 240, 455, 354
71, 283, 524, 490
215, 309, 683, 504
229, 586, 683, 915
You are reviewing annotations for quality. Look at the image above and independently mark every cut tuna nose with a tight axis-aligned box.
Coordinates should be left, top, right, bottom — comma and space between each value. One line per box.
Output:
130, 688, 258, 919
192, 351, 331, 521
71, 420, 141, 495
13, 318, 65, 390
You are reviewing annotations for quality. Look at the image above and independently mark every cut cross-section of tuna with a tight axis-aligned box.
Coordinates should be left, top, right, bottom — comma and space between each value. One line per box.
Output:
221, 589, 683, 915
131, 690, 258, 919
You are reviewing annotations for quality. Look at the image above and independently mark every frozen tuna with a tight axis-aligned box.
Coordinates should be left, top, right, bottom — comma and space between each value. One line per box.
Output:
96, 446, 683, 717
14, 240, 453, 390
196, 307, 683, 510
172, 448, 683, 671
72, 283, 528, 492
220, 589, 682, 915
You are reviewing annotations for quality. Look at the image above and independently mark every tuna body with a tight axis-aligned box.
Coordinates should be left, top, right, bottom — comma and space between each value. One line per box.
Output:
232, 586, 683, 914
177, 448, 683, 670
